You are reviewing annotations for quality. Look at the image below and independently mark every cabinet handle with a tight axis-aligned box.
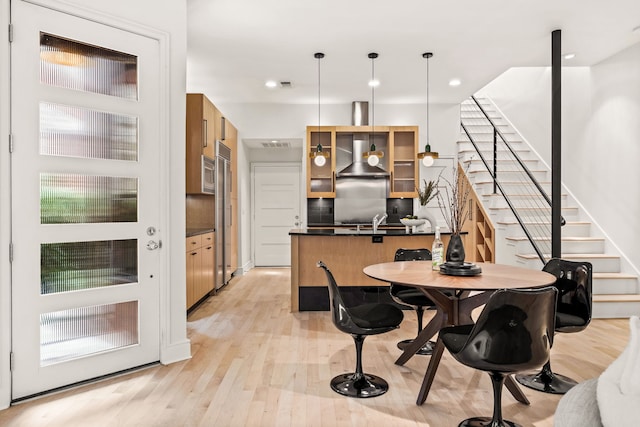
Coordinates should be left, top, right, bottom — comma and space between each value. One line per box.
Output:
203, 119, 208, 148
332, 171, 335, 192
390, 171, 394, 192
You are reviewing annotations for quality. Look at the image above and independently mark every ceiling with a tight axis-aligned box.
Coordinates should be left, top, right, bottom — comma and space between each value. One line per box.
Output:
186, 0, 640, 109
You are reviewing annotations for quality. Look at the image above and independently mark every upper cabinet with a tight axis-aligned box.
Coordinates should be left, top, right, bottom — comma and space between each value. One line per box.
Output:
186, 93, 217, 194
389, 126, 419, 198
305, 125, 418, 199
306, 126, 336, 198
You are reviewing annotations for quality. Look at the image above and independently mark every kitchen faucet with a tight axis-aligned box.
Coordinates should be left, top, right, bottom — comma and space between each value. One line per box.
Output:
372, 213, 388, 234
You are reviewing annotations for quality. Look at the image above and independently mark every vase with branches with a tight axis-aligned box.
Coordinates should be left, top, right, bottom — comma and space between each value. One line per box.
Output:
436, 163, 472, 263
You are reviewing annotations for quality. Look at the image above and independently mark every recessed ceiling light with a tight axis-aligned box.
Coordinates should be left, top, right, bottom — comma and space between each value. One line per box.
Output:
563, 53, 576, 60
265, 80, 277, 88
368, 79, 380, 87
448, 79, 461, 87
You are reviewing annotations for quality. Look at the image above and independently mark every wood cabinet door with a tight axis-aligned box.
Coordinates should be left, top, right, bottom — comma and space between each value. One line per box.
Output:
203, 98, 216, 159
201, 235, 215, 293
307, 127, 335, 198
390, 127, 419, 198
186, 250, 197, 308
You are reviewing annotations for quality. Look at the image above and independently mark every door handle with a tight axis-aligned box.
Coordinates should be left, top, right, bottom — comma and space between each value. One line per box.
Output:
146, 240, 162, 250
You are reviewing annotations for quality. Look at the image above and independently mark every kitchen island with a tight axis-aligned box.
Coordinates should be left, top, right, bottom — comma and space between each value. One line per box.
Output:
289, 228, 466, 311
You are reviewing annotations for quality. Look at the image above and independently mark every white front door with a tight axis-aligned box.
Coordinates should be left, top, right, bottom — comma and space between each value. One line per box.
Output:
10, 2, 162, 399
253, 164, 301, 266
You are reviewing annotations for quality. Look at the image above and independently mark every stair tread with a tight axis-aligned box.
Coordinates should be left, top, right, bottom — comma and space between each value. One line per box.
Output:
489, 206, 577, 211
497, 220, 590, 225
593, 272, 637, 279
469, 169, 547, 173
474, 179, 551, 184
516, 253, 619, 259
496, 220, 591, 225
506, 236, 604, 242
593, 294, 640, 302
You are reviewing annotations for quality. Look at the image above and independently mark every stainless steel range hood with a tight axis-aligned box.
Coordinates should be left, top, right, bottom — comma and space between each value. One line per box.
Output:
336, 136, 389, 177
336, 101, 389, 178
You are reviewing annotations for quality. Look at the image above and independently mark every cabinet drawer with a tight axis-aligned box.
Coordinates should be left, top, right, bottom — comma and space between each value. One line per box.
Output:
186, 235, 202, 250
201, 232, 214, 247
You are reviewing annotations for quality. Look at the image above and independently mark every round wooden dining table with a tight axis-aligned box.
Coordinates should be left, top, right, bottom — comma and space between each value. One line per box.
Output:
363, 261, 556, 405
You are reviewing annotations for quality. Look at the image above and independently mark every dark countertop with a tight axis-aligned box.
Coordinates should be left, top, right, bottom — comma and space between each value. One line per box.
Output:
289, 228, 463, 236
186, 227, 215, 237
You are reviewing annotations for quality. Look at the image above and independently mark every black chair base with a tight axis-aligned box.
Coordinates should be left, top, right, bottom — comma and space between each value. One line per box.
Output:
397, 338, 434, 355
330, 372, 389, 398
515, 371, 578, 394
458, 417, 521, 427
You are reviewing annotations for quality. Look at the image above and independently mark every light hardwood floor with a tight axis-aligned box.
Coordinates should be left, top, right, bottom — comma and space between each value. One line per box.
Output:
0, 268, 630, 426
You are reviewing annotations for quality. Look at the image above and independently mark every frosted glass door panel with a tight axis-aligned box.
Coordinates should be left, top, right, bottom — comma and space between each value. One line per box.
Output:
40, 32, 138, 100
40, 301, 139, 366
41, 239, 138, 294
40, 102, 138, 161
40, 173, 138, 224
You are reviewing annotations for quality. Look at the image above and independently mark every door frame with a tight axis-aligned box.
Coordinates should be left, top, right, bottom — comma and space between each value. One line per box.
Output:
0, 0, 190, 408
250, 162, 302, 267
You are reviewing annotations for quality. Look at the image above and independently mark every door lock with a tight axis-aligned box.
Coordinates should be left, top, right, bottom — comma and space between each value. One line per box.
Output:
146, 240, 162, 250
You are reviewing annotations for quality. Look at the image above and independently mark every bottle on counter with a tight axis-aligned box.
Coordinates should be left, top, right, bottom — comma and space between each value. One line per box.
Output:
432, 226, 444, 271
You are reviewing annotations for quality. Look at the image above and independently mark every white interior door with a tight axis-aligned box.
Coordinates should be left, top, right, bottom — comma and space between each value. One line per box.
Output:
253, 164, 301, 266
10, 2, 162, 399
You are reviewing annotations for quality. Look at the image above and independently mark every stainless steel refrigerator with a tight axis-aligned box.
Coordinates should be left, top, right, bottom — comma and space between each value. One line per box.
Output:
215, 141, 232, 290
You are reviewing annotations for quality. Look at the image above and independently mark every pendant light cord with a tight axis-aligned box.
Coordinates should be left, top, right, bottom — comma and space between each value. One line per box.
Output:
422, 52, 433, 149
315, 52, 324, 136
371, 55, 375, 131
426, 52, 430, 147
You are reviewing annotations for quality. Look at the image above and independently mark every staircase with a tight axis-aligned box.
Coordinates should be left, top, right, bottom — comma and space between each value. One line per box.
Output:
458, 97, 640, 318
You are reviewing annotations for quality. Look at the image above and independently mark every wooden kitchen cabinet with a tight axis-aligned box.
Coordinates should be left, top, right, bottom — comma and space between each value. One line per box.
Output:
186, 93, 217, 194
306, 126, 336, 198
305, 125, 418, 199
185, 232, 215, 310
389, 127, 419, 198
225, 120, 239, 275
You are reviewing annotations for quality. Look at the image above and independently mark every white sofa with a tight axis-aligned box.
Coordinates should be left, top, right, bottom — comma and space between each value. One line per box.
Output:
554, 316, 640, 427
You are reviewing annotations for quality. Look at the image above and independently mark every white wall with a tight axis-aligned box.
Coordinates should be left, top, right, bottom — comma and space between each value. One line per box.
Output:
478, 42, 640, 272
216, 101, 461, 270
0, 0, 188, 408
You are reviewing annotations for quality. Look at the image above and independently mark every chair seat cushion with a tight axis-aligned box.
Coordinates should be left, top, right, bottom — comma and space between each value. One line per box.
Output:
556, 312, 588, 331
440, 324, 474, 354
349, 303, 404, 331
392, 287, 434, 307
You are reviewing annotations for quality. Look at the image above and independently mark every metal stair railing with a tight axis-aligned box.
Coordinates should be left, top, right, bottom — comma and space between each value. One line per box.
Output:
460, 96, 564, 264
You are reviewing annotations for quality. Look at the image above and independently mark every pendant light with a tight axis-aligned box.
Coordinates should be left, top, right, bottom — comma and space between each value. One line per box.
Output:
417, 52, 439, 167
309, 52, 329, 167
362, 52, 383, 167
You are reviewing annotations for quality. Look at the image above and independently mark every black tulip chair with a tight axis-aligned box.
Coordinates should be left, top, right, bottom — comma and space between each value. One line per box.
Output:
389, 248, 435, 355
516, 258, 593, 394
317, 261, 404, 398
439, 287, 558, 427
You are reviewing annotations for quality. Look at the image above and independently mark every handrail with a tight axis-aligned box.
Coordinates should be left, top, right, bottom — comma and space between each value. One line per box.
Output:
471, 95, 556, 210
460, 123, 547, 263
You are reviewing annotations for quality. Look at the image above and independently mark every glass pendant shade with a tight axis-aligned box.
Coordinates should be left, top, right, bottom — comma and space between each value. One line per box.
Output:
362, 142, 383, 166
417, 143, 438, 166
310, 142, 329, 166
